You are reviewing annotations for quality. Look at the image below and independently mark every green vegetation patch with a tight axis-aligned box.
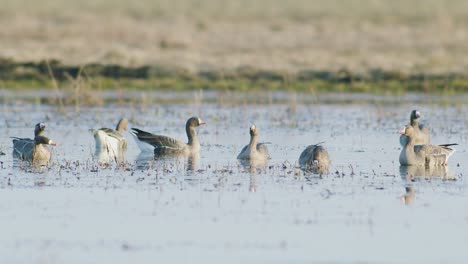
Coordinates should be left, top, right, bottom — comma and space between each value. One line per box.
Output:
0, 58, 467, 94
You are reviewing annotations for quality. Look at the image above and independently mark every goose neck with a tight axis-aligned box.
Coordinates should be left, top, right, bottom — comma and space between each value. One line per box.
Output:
186, 125, 198, 146
249, 134, 258, 153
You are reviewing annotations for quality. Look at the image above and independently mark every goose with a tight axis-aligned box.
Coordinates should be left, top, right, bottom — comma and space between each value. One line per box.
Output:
131, 116, 206, 155
398, 125, 456, 166
400, 110, 430, 146
12, 123, 56, 166
93, 118, 128, 163
298, 143, 330, 173
237, 125, 269, 161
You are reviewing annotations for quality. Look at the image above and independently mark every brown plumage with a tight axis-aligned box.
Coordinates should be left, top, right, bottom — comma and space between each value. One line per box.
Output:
93, 118, 128, 163
131, 117, 206, 156
399, 125, 455, 166
299, 143, 330, 174
12, 123, 56, 166
237, 125, 269, 161
400, 110, 430, 146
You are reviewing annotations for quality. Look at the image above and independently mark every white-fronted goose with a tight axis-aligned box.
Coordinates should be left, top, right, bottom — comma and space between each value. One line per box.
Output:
399, 125, 456, 166
12, 123, 56, 166
93, 118, 128, 163
299, 143, 330, 173
131, 116, 206, 155
237, 125, 269, 161
400, 110, 430, 146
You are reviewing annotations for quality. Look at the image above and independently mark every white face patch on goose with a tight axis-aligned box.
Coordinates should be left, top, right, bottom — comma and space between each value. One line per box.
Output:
40, 123, 46, 129
415, 111, 421, 118
250, 125, 256, 130
198, 118, 202, 124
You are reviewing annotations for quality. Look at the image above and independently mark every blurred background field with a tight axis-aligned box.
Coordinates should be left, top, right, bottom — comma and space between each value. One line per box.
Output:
1, 0, 468, 92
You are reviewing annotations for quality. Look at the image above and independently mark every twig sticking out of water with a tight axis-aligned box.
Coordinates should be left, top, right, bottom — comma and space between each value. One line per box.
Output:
46, 60, 66, 115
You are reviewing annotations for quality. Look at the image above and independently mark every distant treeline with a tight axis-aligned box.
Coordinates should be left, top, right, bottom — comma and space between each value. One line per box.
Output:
0, 58, 466, 93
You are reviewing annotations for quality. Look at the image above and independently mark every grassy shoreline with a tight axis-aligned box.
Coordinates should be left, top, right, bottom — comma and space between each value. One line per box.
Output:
0, 59, 467, 94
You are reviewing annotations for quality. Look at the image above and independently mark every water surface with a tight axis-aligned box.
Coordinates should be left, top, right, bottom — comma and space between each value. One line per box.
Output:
0, 92, 467, 263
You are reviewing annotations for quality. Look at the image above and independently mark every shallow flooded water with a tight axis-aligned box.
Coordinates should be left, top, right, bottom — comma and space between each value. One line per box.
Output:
0, 92, 467, 264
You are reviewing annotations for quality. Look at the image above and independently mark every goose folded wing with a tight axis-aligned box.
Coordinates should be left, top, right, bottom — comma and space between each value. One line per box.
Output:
256, 143, 270, 157
138, 134, 186, 150
418, 145, 452, 163
12, 139, 34, 158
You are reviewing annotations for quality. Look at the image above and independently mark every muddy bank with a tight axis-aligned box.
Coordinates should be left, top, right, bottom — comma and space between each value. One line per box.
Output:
0, 58, 467, 93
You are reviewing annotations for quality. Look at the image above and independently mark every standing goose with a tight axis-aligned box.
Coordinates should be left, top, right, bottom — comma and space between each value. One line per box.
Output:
93, 118, 128, 163
299, 143, 330, 173
12, 123, 56, 166
400, 110, 430, 146
131, 117, 206, 155
399, 125, 456, 166
237, 125, 269, 161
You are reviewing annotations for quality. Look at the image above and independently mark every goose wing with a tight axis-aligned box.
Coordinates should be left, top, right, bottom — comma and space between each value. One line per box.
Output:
131, 128, 185, 150
11, 137, 34, 159
98, 128, 124, 141
237, 144, 249, 159
256, 143, 269, 157
417, 144, 455, 165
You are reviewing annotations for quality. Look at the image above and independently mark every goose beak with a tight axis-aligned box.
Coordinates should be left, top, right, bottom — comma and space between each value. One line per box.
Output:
199, 121, 207, 125
397, 129, 405, 134
49, 140, 57, 146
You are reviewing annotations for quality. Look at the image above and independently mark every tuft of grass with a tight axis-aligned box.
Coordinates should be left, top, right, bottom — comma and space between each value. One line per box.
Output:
0, 59, 467, 95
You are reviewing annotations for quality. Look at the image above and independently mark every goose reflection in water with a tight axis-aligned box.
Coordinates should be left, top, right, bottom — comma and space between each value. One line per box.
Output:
399, 165, 455, 205
135, 152, 200, 173
237, 159, 268, 193
399, 165, 453, 181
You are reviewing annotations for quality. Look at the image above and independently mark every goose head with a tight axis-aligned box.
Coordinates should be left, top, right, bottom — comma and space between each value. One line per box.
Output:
187, 117, 206, 128
249, 125, 258, 136
34, 123, 46, 136
410, 110, 422, 120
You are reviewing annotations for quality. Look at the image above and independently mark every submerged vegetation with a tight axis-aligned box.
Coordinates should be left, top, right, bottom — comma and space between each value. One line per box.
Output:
0, 58, 467, 94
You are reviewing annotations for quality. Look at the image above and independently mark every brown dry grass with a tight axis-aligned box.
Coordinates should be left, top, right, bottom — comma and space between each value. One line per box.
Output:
1, 0, 468, 73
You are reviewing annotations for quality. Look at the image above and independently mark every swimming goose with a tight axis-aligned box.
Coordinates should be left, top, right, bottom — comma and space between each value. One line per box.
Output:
131, 117, 206, 155
237, 125, 269, 161
399, 125, 455, 166
299, 143, 330, 173
399, 110, 430, 146
93, 118, 128, 163
12, 123, 56, 166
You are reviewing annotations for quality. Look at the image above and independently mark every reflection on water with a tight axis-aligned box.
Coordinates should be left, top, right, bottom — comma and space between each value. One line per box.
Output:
249, 173, 257, 193
238, 158, 268, 172
238, 159, 268, 192
399, 165, 456, 205
399, 166, 453, 180
300, 164, 329, 175
135, 152, 200, 173
401, 186, 415, 205
186, 153, 200, 172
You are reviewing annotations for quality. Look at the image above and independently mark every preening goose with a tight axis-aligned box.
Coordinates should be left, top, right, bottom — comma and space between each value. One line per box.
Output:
298, 143, 330, 174
93, 118, 128, 163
